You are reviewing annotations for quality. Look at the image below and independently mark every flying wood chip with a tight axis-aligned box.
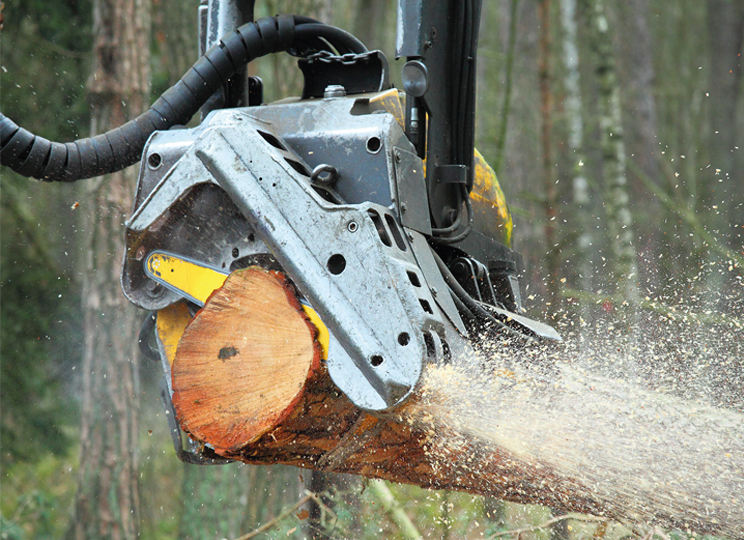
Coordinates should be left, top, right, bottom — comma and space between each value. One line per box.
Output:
171, 266, 321, 454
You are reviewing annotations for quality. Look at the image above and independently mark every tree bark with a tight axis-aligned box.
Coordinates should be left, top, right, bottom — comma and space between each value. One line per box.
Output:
706, 0, 744, 245
177, 463, 252, 540
559, 0, 595, 329
582, 0, 640, 319
616, 0, 660, 191
707, 0, 744, 190
65, 1, 150, 539
538, 0, 562, 314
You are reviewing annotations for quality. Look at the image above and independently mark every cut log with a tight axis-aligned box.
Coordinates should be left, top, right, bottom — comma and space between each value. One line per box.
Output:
171, 267, 601, 512
171, 267, 744, 538
172, 267, 321, 453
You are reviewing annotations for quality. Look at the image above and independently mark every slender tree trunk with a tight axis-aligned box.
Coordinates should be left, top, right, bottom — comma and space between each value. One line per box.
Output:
152, 0, 199, 93
616, 0, 660, 191
493, 0, 519, 176
353, 0, 385, 50
613, 0, 662, 301
706, 0, 744, 244
178, 464, 252, 540
538, 0, 561, 314
65, 1, 151, 539
583, 0, 639, 319
559, 0, 596, 333
693, 0, 744, 395
707, 0, 744, 190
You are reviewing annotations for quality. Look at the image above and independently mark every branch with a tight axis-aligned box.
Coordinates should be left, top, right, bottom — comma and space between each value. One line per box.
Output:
367, 480, 423, 540
630, 160, 744, 273
234, 493, 312, 540
487, 514, 604, 539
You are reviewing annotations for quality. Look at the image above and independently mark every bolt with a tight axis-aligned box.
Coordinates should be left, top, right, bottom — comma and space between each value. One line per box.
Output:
324, 84, 346, 98
451, 261, 468, 276
431, 287, 438, 297
395, 151, 402, 163
145, 281, 164, 298
347, 221, 358, 233
400, 202, 408, 213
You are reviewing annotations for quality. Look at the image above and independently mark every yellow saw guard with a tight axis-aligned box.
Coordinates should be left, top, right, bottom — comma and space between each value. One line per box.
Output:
145, 251, 330, 363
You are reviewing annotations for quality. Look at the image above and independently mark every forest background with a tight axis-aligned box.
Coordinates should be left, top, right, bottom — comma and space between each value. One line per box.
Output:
1, 0, 743, 539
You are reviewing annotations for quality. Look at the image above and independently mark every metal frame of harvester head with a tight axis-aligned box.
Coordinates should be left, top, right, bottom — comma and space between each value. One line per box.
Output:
0, 0, 559, 465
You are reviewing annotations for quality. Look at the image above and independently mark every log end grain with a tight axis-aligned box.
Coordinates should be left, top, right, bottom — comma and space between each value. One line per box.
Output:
172, 266, 321, 454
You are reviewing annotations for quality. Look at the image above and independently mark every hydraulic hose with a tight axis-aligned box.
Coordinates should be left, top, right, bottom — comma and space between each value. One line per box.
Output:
0, 15, 367, 182
431, 247, 529, 341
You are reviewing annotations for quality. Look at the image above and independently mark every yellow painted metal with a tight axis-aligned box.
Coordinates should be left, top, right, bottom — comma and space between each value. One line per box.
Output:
155, 302, 192, 367
146, 252, 228, 305
367, 88, 406, 129
147, 252, 330, 359
301, 304, 330, 360
471, 149, 513, 247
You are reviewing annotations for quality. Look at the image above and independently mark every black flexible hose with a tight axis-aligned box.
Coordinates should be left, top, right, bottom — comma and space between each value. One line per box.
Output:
0, 15, 367, 183
431, 185, 475, 244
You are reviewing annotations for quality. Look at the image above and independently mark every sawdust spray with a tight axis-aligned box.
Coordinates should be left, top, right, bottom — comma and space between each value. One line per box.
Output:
402, 319, 744, 538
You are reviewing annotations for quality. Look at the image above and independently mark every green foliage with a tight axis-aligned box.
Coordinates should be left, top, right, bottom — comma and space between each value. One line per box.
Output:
0, 452, 78, 539
0, 0, 92, 139
0, 0, 91, 471
0, 176, 81, 467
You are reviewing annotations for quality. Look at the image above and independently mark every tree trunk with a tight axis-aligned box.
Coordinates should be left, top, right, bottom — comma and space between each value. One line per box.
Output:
168, 266, 744, 538
616, 0, 660, 192
538, 0, 562, 314
559, 0, 595, 330
178, 463, 252, 540
582, 0, 640, 320
352, 0, 386, 50
707, 0, 744, 208
170, 268, 593, 507
65, 1, 151, 539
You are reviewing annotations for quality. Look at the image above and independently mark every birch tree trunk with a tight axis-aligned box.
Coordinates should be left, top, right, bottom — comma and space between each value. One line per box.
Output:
559, 0, 594, 328
65, 1, 151, 538
582, 0, 639, 319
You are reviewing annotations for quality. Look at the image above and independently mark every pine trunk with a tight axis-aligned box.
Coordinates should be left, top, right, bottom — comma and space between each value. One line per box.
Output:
65, 1, 151, 539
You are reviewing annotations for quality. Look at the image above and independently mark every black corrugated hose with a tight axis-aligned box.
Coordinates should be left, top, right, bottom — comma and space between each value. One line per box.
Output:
0, 15, 366, 182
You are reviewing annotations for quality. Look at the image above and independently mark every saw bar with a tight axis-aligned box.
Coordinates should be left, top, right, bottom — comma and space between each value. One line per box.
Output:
144, 251, 331, 359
